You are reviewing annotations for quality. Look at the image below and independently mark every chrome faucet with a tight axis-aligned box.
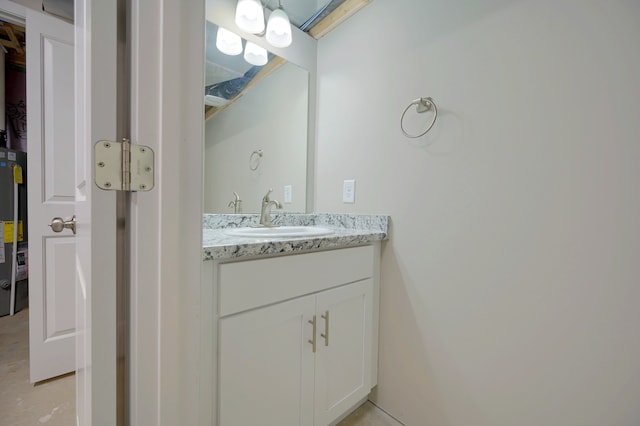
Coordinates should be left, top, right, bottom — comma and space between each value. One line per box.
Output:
228, 191, 242, 214
260, 188, 281, 227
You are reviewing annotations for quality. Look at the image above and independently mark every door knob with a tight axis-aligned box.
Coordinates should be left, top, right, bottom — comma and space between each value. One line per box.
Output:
49, 215, 76, 234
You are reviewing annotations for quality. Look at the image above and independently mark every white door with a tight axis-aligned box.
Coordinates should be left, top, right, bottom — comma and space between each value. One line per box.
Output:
26, 9, 76, 384
74, 0, 118, 424
22, 0, 200, 422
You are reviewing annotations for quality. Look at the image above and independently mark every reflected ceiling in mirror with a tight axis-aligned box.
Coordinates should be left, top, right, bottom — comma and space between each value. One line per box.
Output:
205, 21, 255, 89
204, 0, 349, 109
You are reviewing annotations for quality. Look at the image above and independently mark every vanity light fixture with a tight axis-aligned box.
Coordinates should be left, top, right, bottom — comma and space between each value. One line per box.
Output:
265, 3, 292, 48
215, 27, 267, 66
243, 41, 268, 66
235, 0, 265, 34
235, 0, 293, 48
216, 27, 242, 56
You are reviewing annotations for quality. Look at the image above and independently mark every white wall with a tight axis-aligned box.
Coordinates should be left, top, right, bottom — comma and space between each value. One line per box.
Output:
316, 1, 640, 425
204, 62, 308, 213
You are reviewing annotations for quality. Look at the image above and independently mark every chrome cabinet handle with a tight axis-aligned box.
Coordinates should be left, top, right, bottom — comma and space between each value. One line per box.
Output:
320, 311, 329, 346
49, 215, 76, 235
308, 315, 317, 353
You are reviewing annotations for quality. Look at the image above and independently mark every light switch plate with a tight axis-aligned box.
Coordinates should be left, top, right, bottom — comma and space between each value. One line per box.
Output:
283, 185, 292, 204
343, 179, 356, 203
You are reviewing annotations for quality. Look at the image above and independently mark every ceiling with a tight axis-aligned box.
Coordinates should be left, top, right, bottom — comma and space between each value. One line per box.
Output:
0, 20, 26, 69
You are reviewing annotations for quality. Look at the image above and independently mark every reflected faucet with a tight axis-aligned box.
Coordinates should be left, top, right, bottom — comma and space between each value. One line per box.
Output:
228, 192, 242, 214
260, 188, 281, 227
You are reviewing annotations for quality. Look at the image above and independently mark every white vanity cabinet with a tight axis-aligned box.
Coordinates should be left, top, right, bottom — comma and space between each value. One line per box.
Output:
312, 279, 373, 425
218, 293, 316, 426
208, 244, 380, 426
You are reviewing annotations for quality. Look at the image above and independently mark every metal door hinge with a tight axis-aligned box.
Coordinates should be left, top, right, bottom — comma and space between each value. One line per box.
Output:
94, 139, 154, 192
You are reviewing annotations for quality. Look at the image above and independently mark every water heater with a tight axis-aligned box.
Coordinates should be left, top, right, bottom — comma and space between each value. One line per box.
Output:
0, 148, 28, 316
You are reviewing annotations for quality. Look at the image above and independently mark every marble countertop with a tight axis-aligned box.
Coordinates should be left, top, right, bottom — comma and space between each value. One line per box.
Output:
203, 213, 389, 261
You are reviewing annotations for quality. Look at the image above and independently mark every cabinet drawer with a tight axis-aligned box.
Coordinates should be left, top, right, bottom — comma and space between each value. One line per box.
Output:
219, 245, 374, 317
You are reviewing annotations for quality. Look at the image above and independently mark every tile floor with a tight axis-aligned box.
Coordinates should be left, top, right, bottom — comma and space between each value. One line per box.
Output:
1, 308, 403, 425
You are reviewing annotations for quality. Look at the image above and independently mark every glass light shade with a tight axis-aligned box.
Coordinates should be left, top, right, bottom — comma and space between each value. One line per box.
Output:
244, 42, 268, 66
266, 8, 292, 48
216, 27, 242, 56
235, 0, 265, 34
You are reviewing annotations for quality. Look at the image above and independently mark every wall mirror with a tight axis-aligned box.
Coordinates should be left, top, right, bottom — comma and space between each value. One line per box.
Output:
203, 20, 309, 214
203, 0, 371, 214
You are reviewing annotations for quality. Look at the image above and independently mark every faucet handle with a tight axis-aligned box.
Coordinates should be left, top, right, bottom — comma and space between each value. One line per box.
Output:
229, 192, 242, 213
263, 188, 274, 201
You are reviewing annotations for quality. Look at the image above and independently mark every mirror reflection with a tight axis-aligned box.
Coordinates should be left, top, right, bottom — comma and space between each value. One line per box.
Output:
203, 22, 308, 213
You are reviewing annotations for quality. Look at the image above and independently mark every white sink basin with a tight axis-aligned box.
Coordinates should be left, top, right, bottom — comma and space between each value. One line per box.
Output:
224, 226, 334, 239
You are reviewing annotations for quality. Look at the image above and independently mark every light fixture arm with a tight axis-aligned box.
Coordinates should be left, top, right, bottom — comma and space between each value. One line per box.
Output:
260, 0, 281, 11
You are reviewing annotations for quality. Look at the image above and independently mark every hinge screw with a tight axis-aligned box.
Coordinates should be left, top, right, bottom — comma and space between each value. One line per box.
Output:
104, 142, 111, 148
145, 166, 151, 172
140, 148, 146, 153
104, 182, 112, 188
98, 162, 105, 167
139, 184, 146, 190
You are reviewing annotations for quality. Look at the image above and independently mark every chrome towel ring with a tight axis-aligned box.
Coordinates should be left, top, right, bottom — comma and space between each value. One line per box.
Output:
249, 149, 263, 171
400, 97, 438, 138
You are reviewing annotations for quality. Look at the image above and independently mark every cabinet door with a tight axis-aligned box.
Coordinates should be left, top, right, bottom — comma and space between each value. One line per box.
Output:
219, 295, 316, 426
314, 279, 373, 426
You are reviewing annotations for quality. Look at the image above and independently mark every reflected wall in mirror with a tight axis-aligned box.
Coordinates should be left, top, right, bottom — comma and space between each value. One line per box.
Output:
204, 23, 308, 213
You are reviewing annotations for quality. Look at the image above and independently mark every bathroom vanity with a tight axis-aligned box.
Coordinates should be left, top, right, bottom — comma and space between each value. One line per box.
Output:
201, 214, 388, 425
